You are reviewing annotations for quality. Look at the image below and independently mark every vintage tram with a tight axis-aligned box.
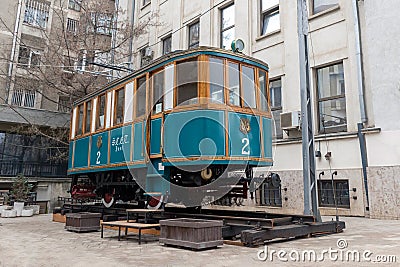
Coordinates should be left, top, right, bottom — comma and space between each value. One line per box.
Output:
68, 47, 273, 208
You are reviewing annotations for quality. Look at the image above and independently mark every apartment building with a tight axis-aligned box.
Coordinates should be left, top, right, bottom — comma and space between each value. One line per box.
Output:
0, 0, 115, 209
119, 0, 400, 219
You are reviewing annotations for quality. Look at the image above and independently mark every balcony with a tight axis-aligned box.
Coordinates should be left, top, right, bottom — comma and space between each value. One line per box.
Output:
0, 160, 68, 178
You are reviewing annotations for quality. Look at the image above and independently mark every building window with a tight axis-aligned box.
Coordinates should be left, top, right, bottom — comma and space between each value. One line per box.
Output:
176, 58, 198, 106
140, 47, 152, 67
316, 62, 346, 133
261, 0, 280, 36
66, 18, 79, 33
221, 4, 235, 50
188, 22, 200, 49
24, 0, 50, 29
209, 58, 224, 104
114, 88, 125, 125
11, 89, 36, 108
162, 35, 172, 55
63, 56, 76, 72
259, 173, 282, 207
96, 94, 106, 130
270, 79, 283, 139
90, 13, 113, 35
18, 46, 41, 69
68, 0, 81, 11
58, 95, 71, 112
136, 76, 147, 117
312, 0, 338, 14
318, 180, 350, 208
143, 0, 151, 6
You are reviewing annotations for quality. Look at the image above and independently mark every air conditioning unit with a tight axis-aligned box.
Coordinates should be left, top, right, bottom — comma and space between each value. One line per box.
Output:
280, 111, 301, 130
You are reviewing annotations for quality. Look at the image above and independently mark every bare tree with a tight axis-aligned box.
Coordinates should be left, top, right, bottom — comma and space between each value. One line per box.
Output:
0, 0, 159, 159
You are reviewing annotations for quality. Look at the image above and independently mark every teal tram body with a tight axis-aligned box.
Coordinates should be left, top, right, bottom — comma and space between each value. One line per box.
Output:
68, 47, 273, 207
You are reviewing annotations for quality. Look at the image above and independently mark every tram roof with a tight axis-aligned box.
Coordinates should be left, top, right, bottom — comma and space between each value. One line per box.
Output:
74, 46, 269, 106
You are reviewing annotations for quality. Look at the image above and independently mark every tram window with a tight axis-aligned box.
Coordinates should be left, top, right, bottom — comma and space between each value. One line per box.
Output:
228, 62, 240, 106
96, 94, 106, 130
164, 64, 174, 110
242, 66, 256, 108
153, 71, 164, 113
259, 70, 269, 111
76, 103, 84, 136
114, 88, 124, 125
209, 58, 224, 103
85, 101, 92, 133
176, 58, 198, 106
136, 76, 147, 117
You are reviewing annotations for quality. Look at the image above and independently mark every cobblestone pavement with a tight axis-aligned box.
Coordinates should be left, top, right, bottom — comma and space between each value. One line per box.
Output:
0, 215, 399, 267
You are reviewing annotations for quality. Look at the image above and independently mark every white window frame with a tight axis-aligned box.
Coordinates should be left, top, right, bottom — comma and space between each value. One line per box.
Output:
18, 46, 42, 69
11, 89, 37, 108
260, 0, 280, 36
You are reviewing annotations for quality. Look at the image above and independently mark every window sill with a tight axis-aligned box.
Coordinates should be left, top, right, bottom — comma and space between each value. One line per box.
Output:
309, 5, 340, 21
255, 29, 281, 42
141, 2, 151, 10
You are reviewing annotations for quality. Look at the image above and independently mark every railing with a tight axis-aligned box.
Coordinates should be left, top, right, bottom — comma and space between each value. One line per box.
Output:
0, 160, 68, 178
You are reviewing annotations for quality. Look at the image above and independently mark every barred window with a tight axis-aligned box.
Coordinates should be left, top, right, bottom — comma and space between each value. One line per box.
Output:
24, 0, 50, 29
220, 4, 235, 50
259, 173, 282, 207
11, 89, 36, 108
66, 18, 79, 33
90, 13, 113, 35
68, 0, 81, 11
318, 180, 350, 208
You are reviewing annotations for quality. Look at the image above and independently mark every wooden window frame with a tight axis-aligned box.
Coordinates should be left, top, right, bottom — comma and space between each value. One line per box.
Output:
95, 93, 107, 131
135, 74, 148, 118
113, 87, 125, 126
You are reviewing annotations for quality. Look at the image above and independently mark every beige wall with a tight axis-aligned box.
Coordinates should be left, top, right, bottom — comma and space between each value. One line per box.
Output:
119, 0, 400, 219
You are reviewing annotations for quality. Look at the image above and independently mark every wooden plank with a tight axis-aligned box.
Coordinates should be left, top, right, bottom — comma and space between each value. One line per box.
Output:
159, 238, 223, 250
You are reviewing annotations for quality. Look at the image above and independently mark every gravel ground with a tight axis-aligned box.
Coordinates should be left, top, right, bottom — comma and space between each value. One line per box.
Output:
0, 214, 399, 267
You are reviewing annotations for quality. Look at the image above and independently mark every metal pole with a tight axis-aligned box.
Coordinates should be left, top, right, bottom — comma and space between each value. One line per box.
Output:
297, 0, 321, 222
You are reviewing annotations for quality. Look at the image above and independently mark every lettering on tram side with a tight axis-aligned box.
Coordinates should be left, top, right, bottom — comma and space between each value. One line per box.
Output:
111, 134, 130, 152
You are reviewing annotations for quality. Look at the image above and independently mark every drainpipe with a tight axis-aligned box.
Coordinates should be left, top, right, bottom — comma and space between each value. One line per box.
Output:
5, 0, 23, 104
128, 0, 135, 70
110, 0, 120, 81
352, 0, 367, 124
352, 0, 370, 212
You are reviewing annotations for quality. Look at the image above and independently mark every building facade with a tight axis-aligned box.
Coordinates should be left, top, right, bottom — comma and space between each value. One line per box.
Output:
118, 0, 400, 219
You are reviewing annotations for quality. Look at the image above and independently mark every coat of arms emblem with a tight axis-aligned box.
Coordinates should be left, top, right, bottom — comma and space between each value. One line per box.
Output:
96, 136, 103, 149
239, 118, 251, 134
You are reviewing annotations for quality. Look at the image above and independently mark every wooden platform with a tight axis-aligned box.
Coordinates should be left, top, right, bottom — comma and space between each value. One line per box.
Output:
101, 221, 160, 244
